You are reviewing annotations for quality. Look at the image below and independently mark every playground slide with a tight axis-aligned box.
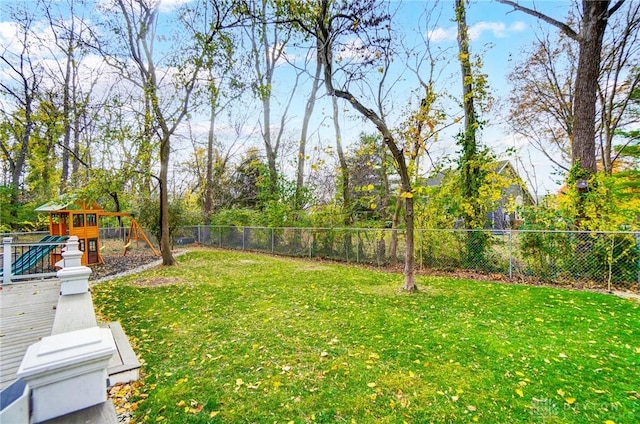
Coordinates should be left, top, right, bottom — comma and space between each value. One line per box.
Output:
0, 235, 68, 277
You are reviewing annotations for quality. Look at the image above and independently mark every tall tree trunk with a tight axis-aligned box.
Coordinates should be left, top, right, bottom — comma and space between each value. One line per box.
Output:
296, 45, 323, 210
572, 0, 609, 174
498, 0, 624, 176
403, 195, 416, 290
456, 0, 487, 269
389, 194, 402, 263
263, 96, 278, 193
70, 76, 82, 181
11, 108, 32, 205
204, 96, 217, 225
256, 0, 278, 195
456, 0, 479, 207
332, 94, 350, 225
140, 96, 153, 197
313, 0, 415, 291
59, 46, 72, 193
159, 134, 176, 265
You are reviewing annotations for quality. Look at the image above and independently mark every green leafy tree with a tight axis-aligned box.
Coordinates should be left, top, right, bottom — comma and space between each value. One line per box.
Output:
230, 148, 270, 210
105, 0, 242, 265
23, 97, 63, 205
455, 0, 493, 267
0, 2, 42, 209
244, 0, 299, 196
137, 195, 195, 246
344, 133, 393, 225
613, 84, 640, 205
183, 0, 248, 225
288, 0, 424, 291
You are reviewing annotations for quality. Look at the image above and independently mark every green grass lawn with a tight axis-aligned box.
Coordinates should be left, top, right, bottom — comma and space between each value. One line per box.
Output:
92, 249, 639, 423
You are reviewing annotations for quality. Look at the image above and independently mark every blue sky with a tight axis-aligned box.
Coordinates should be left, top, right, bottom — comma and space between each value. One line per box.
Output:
0, 0, 575, 196
405, 0, 573, 195
290, 0, 575, 196
423, 1, 572, 194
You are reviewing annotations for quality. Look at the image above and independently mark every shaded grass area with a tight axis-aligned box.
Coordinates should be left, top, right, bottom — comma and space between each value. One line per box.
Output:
92, 250, 640, 423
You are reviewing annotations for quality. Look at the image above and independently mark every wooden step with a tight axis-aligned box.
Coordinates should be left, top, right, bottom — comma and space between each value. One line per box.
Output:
102, 322, 141, 385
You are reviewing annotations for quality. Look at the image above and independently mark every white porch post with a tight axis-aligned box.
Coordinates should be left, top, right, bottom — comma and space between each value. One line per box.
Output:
56, 236, 92, 295
3, 237, 12, 285
16, 327, 116, 423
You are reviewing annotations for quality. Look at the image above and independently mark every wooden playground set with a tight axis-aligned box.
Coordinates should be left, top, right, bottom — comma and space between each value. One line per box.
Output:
34, 199, 158, 267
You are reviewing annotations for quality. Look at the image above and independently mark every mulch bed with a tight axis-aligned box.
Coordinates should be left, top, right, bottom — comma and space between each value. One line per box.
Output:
89, 252, 160, 281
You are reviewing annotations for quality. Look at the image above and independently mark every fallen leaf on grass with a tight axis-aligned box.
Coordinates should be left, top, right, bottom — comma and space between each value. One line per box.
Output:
515, 388, 524, 397
186, 405, 203, 414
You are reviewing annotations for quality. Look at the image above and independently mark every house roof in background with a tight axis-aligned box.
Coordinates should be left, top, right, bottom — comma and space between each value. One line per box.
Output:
421, 160, 536, 204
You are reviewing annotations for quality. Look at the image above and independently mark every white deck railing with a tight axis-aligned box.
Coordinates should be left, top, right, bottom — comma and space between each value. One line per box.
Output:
1, 236, 117, 423
1, 237, 66, 285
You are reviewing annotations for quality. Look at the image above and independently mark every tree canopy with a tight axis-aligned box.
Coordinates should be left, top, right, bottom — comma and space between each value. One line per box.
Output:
1, 0, 638, 239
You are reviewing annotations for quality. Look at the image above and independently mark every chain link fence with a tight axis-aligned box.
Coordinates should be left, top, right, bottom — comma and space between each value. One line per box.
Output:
173, 226, 640, 291
2, 227, 638, 290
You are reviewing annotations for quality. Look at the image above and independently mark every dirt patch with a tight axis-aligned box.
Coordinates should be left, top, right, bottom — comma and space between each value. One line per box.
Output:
129, 276, 182, 287
298, 265, 330, 271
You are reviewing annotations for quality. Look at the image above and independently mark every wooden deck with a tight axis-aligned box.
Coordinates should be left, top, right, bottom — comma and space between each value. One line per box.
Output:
0, 279, 61, 390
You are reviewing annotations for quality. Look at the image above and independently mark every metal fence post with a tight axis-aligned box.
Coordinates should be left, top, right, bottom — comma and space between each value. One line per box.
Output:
509, 231, 513, 278
271, 228, 274, 254
636, 232, 640, 285
418, 229, 422, 270
356, 230, 359, 264
3, 237, 13, 285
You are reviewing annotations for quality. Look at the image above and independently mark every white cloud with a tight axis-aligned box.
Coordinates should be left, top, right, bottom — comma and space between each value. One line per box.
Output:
469, 22, 507, 40
427, 20, 527, 42
0, 21, 20, 48
509, 21, 527, 32
336, 38, 379, 64
95, 0, 193, 15
427, 26, 457, 42
158, 0, 193, 14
